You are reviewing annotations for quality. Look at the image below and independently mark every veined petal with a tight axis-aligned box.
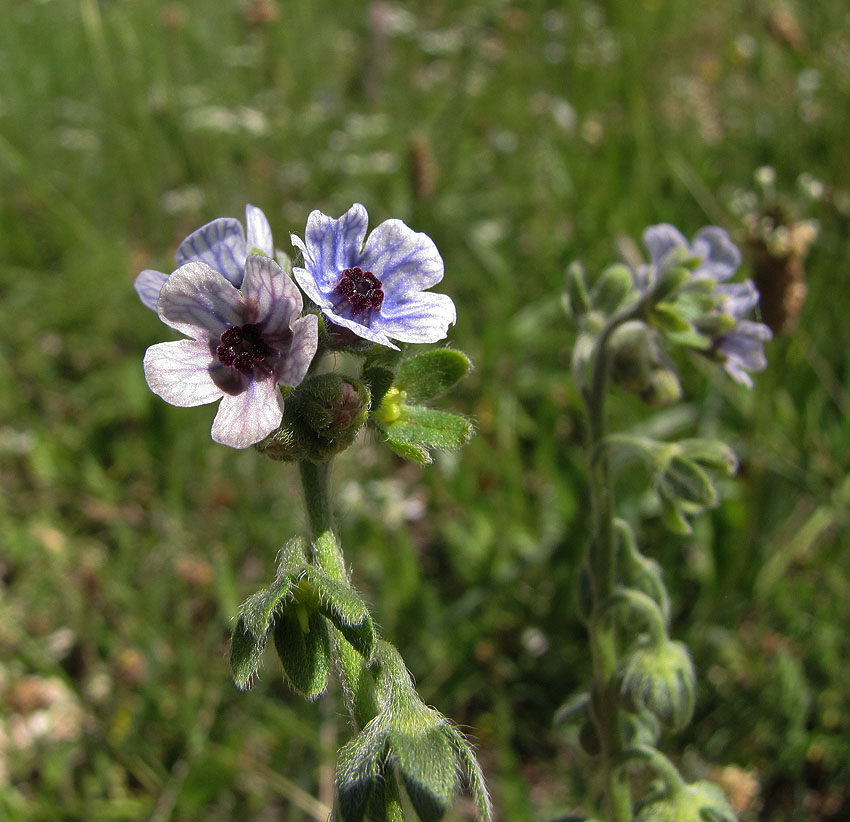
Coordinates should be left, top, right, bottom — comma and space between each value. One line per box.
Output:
643, 224, 688, 266
321, 310, 398, 349
375, 291, 456, 344
210, 377, 284, 448
276, 314, 319, 386
241, 255, 302, 336
292, 264, 332, 307
157, 261, 244, 339
144, 339, 222, 407
176, 217, 247, 287
135, 269, 170, 311
245, 204, 274, 257
299, 204, 369, 291
359, 219, 444, 293
692, 227, 740, 281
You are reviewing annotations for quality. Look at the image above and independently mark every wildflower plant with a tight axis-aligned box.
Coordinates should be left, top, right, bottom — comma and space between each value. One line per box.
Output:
559, 223, 771, 821
140, 204, 488, 821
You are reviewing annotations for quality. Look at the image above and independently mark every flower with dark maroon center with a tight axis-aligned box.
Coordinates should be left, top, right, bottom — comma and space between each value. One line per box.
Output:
333, 267, 384, 317
216, 323, 276, 374
144, 256, 318, 449
291, 203, 456, 349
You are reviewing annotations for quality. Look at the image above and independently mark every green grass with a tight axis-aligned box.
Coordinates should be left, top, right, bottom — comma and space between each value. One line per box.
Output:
2, 0, 850, 819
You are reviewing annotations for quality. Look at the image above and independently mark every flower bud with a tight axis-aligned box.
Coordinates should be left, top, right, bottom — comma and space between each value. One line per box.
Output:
618, 638, 696, 731
563, 261, 591, 320
636, 780, 737, 822
257, 375, 370, 462
591, 263, 636, 316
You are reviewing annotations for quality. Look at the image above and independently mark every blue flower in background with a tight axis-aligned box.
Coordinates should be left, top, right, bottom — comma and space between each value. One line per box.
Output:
641, 223, 772, 387
135, 204, 274, 310
714, 280, 772, 387
290, 203, 456, 349
642, 223, 741, 285
143, 255, 317, 449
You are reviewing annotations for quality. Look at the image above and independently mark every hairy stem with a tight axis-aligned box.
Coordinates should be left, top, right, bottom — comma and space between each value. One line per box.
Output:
581, 310, 638, 822
299, 459, 378, 729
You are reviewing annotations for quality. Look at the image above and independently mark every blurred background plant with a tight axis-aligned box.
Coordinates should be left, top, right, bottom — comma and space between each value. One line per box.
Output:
1, 0, 849, 820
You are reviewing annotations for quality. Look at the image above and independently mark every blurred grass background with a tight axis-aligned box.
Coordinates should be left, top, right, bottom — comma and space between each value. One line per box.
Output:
1, 0, 849, 819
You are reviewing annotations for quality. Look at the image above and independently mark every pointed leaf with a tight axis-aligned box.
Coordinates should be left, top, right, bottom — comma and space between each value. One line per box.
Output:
391, 726, 457, 822
273, 608, 331, 699
230, 574, 297, 690
395, 350, 470, 403
306, 569, 377, 659
276, 535, 310, 575
442, 724, 492, 822
659, 496, 693, 535
651, 302, 692, 333
678, 439, 738, 475
335, 718, 389, 822
659, 456, 717, 508
384, 435, 432, 464
388, 407, 472, 451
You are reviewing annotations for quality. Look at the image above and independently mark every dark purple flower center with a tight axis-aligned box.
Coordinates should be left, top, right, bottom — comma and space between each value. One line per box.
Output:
216, 323, 274, 375
333, 267, 384, 317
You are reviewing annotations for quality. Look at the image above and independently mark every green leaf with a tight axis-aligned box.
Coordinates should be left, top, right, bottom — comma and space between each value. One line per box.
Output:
651, 302, 692, 333
273, 608, 331, 699
442, 724, 492, 822
678, 439, 738, 475
384, 436, 433, 464
395, 349, 471, 403
335, 719, 389, 822
659, 496, 693, 535
276, 535, 309, 574
306, 569, 377, 659
389, 407, 473, 451
391, 726, 457, 822
659, 455, 718, 508
362, 348, 403, 408
230, 574, 297, 690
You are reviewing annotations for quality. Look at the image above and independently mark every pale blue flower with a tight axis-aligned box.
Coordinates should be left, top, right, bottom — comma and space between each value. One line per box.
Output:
143, 256, 317, 449
135, 204, 273, 310
642, 224, 741, 286
641, 223, 771, 386
290, 204, 456, 350
714, 281, 772, 387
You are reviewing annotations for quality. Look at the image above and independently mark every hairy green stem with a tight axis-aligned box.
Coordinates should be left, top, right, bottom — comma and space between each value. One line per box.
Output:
581, 308, 644, 822
299, 459, 378, 729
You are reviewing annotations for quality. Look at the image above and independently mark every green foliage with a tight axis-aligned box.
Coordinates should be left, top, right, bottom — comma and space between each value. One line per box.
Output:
395, 350, 471, 404
2, 0, 850, 818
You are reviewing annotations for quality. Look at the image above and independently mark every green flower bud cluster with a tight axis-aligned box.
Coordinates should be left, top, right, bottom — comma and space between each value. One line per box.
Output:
635, 779, 737, 822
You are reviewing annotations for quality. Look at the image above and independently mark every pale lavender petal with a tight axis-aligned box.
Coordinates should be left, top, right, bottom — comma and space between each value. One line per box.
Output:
291, 263, 331, 308
359, 219, 444, 294
176, 217, 246, 287
240, 255, 302, 337
643, 224, 688, 266
143, 339, 222, 407
692, 227, 741, 282
718, 280, 759, 318
375, 291, 457, 344
135, 269, 170, 311
245, 204, 274, 256
210, 377, 285, 449
158, 261, 244, 340
321, 310, 397, 349
296, 204, 369, 292
718, 321, 772, 387
276, 315, 319, 386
